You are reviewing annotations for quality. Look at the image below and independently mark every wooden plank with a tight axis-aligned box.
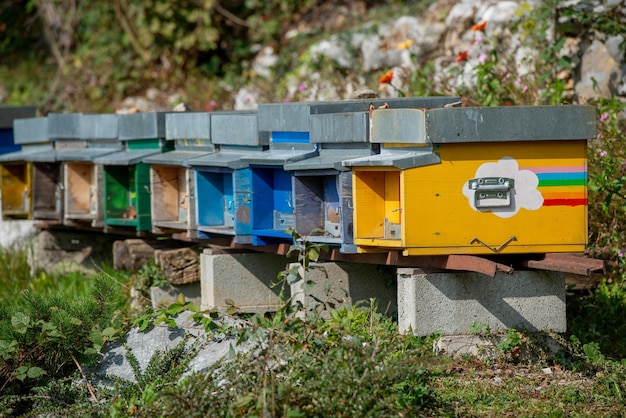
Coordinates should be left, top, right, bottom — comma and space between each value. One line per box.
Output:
294, 175, 324, 234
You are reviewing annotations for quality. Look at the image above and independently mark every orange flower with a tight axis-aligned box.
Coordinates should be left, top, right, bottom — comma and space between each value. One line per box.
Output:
378, 70, 394, 84
455, 50, 470, 63
397, 39, 414, 50
471, 20, 488, 31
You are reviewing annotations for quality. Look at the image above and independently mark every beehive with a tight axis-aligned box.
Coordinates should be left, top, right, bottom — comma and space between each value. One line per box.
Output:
24, 113, 83, 222
144, 111, 214, 235
62, 113, 120, 227
187, 111, 267, 242
0, 117, 49, 219
94, 112, 173, 233
284, 97, 460, 251
345, 105, 596, 255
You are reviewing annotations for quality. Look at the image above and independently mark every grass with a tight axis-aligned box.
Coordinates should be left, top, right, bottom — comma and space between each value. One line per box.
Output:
0, 241, 625, 415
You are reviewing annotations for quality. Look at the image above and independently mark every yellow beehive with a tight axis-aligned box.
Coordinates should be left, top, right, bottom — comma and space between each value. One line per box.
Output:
345, 105, 595, 256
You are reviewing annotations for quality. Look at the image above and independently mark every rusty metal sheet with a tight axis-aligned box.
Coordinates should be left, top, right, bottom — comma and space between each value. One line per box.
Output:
520, 253, 605, 276
445, 254, 514, 277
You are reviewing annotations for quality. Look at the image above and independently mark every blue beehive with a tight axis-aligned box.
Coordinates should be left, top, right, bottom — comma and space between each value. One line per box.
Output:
143, 111, 214, 235
62, 114, 121, 227
186, 111, 267, 242
0, 116, 49, 219
245, 102, 319, 245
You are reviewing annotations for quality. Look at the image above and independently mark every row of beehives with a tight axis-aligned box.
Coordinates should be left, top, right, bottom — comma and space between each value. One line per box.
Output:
0, 97, 596, 256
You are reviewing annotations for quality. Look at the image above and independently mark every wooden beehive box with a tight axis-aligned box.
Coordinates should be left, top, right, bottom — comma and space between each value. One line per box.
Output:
187, 111, 267, 242
62, 113, 120, 228
284, 97, 460, 252
345, 105, 596, 256
27, 113, 83, 223
94, 112, 173, 233
0, 106, 37, 156
244, 102, 319, 245
0, 117, 50, 219
144, 111, 214, 235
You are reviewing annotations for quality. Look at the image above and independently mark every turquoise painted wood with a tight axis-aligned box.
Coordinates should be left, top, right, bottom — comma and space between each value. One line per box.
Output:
194, 166, 236, 237
189, 111, 265, 243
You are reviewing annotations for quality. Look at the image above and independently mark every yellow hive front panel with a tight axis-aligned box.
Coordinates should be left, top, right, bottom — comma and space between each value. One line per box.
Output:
1, 163, 31, 217
353, 168, 404, 248
401, 140, 587, 255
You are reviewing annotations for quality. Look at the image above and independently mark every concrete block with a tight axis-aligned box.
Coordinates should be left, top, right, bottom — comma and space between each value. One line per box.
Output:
290, 262, 397, 319
200, 249, 287, 313
397, 269, 565, 336
150, 283, 202, 309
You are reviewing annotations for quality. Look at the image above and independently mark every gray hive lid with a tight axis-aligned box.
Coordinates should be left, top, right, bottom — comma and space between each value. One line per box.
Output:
310, 112, 370, 144
80, 114, 119, 140
423, 105, 597, 143
0, 106, 37, 129
257, 102, 311, 132
165, 112, 211, 141
93, 149, 162, 165
13, 117, 49, 145
308, 96, 462, 115
211, 111, 266, 146
241, 144, 318, 166
55, 146, 122, 162
24, 149, 59, 162
48, 113, 82, 140
187, 146, 266, 170
143, 149, 214, 167
343, 146, 441, 170
284, 146, 373, 172
257, 96, 461, 136
0, 144, 53, 162
118, 112, 166, 140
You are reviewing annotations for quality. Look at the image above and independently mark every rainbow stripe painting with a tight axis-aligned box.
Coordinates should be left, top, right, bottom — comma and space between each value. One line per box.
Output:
520, 165, 587, 207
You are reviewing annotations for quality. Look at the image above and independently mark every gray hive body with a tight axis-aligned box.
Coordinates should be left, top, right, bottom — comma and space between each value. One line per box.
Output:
56, 114, 121, 162
48, 113, 82, 140
118, 112, 166, 140
257, 103, 311, 133
145, 112, 214, 167
165, 112, 211, 141
310, 112, 370, 144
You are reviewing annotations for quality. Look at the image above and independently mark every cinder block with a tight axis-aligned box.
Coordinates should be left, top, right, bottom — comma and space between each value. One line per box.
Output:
290, 262, 397, 319
200, 249, 287, 313
150, 283, 202, 309
397, 269, 565, 336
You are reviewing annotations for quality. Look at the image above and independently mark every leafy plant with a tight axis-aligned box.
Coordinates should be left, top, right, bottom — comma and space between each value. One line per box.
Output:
108, 334, 200, 417
0, 274, 123, 413
277, 226, 329, 286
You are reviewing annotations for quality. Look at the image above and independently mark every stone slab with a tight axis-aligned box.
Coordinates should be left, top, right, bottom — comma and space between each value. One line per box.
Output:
397, 269, 565, 336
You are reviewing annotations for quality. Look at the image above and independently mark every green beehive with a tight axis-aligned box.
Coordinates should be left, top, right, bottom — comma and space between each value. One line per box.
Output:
94, 112, 173, 233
